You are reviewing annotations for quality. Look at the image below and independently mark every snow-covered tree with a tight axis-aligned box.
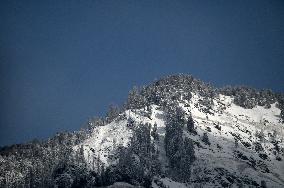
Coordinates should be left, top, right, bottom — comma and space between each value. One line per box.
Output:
187, 115, 197, 135
202, 133, 210, 145
126, 86, 147, 109
106, 104, 120, 123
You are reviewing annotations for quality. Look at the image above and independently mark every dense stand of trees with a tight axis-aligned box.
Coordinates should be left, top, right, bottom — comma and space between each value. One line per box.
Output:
0, 131, 90, 188
127, 74, 284, 122
95, 122, 161, 188
140, 74, 214, 108
164, 104, 196, 182
0, 122, 160, 188
219, 86, 284, 120
124, 74, 284, 123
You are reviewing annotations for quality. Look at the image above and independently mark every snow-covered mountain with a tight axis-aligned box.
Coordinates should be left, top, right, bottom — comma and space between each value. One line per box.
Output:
77, 94, 284, 187
1, 74, 284, 188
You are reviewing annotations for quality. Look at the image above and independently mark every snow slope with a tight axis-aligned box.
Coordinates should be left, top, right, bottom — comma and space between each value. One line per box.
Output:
75, 93, 284, 187
183, 93, 284, 187
76, 106, 168, 171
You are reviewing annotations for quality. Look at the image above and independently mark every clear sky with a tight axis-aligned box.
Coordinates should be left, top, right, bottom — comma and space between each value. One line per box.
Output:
0, 0, 283, 146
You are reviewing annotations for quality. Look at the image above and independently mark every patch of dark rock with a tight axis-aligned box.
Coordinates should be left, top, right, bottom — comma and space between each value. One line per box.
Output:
248, 157, 257, 169
241, 141, 251, 148
254, 142, 264, 152
259, 153, 268, 160
214, 124, 222, 131
276, 156, 282, 161
241, 178, 259, 187
220, 180, 229, 187
194, 141, 204, 148
226, 176, 235, 184
234, 151, 249, 161
245, 129, 252, 135
230, 132, 241, 140
206, 127, 212, 132
258, 161, 270, 173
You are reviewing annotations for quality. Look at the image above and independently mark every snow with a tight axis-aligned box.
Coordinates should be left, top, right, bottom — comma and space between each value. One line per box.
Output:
74, 105, 169, 173
181, 93, 284, 187
152, 177, 188, 188
75, 119, 132, 168
74, 92, 284, 187
106, 182, 139, 188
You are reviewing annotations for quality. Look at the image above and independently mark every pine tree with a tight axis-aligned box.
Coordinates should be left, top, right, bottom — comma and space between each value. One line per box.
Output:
179, 138, 195, 181
281, 110, 284, 122
235, 139, 239, 148
187, 115, 197, 135
55, 173, 73, 188
126, 86, 147, 109
106, 104, 120, 123
151, 123, 159, 140
127, 117, 135, 128
202, 133, 210, 145
261, 180, 267, 188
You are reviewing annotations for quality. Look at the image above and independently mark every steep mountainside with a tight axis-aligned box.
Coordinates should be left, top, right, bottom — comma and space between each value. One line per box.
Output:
1, 75, 284, 188
78, 94, 284, 187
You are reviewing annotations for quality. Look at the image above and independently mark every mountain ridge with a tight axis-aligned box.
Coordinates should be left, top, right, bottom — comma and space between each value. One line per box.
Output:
1, 74, 284, 188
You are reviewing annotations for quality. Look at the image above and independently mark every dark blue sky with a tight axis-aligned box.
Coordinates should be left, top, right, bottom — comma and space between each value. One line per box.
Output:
0, 0, 283, 146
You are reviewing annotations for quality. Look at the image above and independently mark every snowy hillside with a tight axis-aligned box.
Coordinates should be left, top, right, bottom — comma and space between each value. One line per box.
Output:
76, 106, 168, 171
1, 75, 284, 188
185, 94, 284, 187
76, 91, 284, 187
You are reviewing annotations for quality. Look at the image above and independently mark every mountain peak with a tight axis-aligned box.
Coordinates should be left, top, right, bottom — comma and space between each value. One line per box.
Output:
1, 75, 284, 188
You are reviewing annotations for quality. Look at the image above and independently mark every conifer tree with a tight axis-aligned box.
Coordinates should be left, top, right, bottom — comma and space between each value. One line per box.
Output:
187, 115, 197, 135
